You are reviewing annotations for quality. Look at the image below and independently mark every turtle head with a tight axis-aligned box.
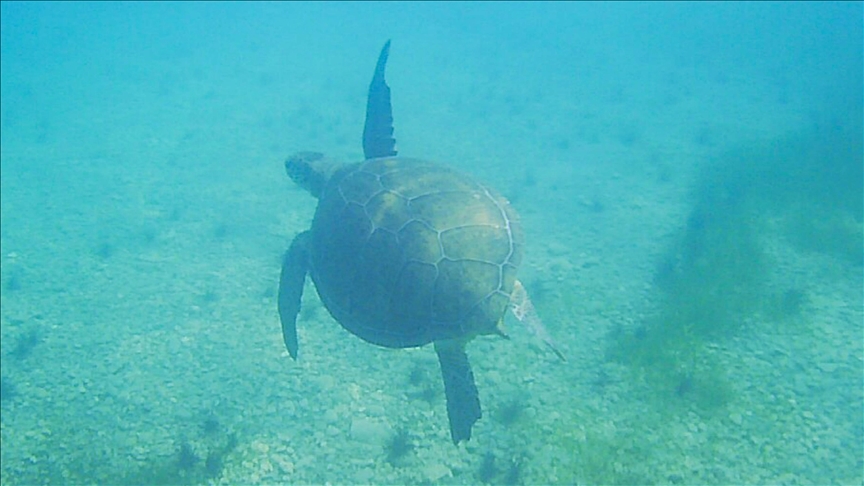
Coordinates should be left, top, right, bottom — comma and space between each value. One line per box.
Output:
285, 151, 339, 198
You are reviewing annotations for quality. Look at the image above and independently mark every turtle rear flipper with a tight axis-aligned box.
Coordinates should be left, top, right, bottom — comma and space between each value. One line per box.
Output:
279, 231, 311, 359
434, 340, 481, 444
510, 279, 566, 361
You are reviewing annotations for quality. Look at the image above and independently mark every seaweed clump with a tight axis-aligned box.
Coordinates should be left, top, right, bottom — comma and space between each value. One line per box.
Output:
384, 427, 414, 467
477, 451, 525, 485
495, 394, 528, 426
11, 328, 42, 360
405, 362, 439, 404
478, 451, 498, 483
117, 431, 238, 486
608, 118, 863, 413
202, 414, 221, 436
0, 376, 18, 403
176, 441, 199, 471
5, 271, 22, 292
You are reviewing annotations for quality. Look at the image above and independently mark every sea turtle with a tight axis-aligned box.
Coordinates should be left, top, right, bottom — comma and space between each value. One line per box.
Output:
278, 40, 562, 444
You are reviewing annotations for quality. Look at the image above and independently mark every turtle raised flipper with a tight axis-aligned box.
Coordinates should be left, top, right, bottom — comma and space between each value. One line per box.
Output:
278, 230, 311, 360
362, 39, 397, 159
434, 340, 481, 444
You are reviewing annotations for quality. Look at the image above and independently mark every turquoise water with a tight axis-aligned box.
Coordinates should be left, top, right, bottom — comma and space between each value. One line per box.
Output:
1, 2, 861, 484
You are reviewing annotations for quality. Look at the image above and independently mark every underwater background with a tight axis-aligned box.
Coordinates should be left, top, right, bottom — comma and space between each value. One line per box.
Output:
1, 1, 862, 484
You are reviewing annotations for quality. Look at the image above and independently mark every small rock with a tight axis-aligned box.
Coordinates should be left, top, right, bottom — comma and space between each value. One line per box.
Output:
366, 404, 386, 416
817, 362, 838, 373
547, 241, 570, 257
350, 417, 391, 444
324, 409, 339, 423
316, 375, 336, 390
729, 412, 743, 426
273, 455, 295, 475
251, 440, 270, 454
423, 463, 451, 482
355, 468, 374, 483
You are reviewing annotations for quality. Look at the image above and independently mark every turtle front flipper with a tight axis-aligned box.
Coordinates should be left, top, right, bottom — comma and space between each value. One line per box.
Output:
278, 231, 311, 360
434, 339, 481, 444
362, 39, 398, 160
